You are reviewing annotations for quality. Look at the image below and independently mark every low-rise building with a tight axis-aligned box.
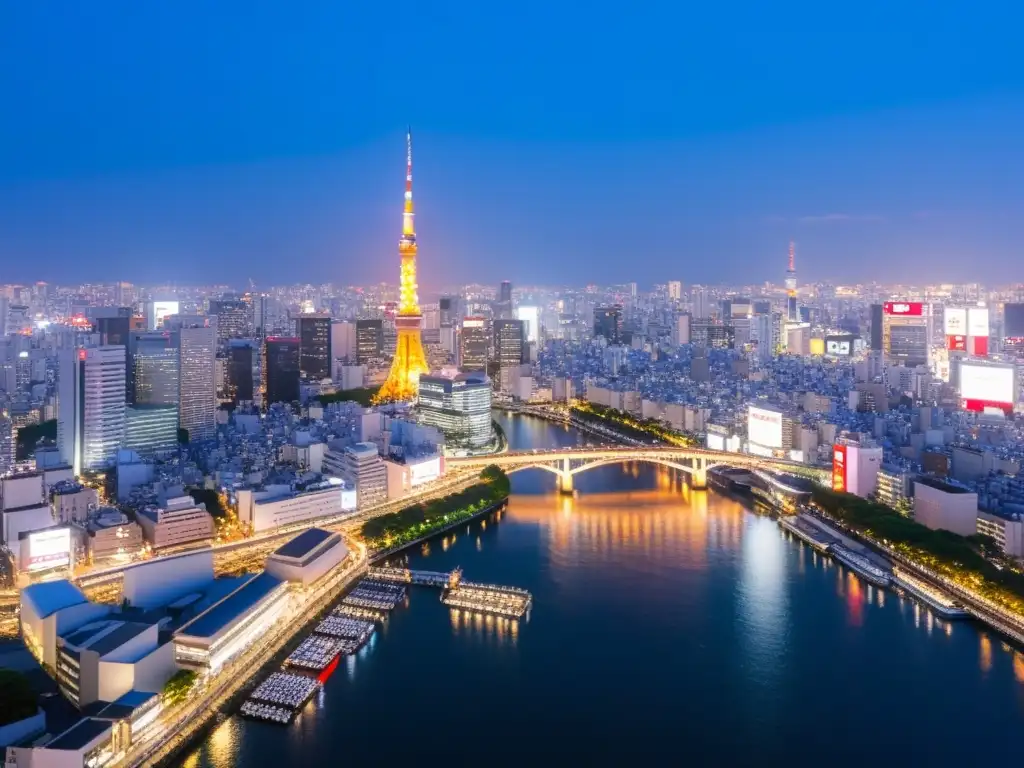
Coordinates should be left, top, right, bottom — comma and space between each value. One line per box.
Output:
82, 510, 145, 563
332, 442, 387, 508
136, 492, 214, 550
913, 476, 978, 537
235, 480, 356, 534
264, 528, 350, 586
976, 510, 1024, 558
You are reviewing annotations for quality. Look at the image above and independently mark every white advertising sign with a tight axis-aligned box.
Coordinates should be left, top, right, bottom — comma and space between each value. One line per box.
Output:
944, 307, 967, 336
960, 363, 1015, 405
748, 405, 783, 449
967, 307, 990, 338
825, 339, 850, 356
153, 301, 180, 328
409, 456, 442, 487
27, 528, 72, 572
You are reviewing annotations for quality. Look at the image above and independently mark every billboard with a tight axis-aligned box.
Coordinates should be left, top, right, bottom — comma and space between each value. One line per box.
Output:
884, 301, 924, 316
960, 362, 1015, 412
26, 527, 72, 572
944, 307, 967, 336
152, 300, 180, 328
947, 335, 967, 352
968, 307, 990, 338
832, 445, 847, 492
515, 306, 539, 344
825, 336, 852, 356
748, 405, 783, 449
970, 336, 989, 357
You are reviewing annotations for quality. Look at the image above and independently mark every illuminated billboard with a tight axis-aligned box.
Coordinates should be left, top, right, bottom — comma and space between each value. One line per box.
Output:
825, 336, 853, 356
747, 405, 783, 449
944, 307, 967, 336
832, 445, 847, 492
947, 335, 967, 352
968, 307, 990, 338
26, 527, 72, 572
960, 362, 1016, 412
884, 301, 923, 316
409, 456, 442, 487
152, 301, 180, 329
516, 306, 539, 344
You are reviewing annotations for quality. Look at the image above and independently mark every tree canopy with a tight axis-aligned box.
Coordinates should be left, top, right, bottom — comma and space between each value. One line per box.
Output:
0, 670, 38, 726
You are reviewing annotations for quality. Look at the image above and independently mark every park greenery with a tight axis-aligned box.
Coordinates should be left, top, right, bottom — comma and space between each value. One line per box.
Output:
317, 386, 381, 408
15, 419, 56, 460
571, 401, 698, 447
812, 487, 1024, 614
0, 670, 38, 726
161, 669, 198, 707
360, 466, 510, 550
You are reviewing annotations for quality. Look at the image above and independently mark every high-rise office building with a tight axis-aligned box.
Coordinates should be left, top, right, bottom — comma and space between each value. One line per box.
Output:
667, 281, 683, 301
131, 332, 179, 406
515, 306, 539, 344
418, 372, 493, 449
496, 281, 513, 319
356, 319, 383, 364
593, 305, 623, 344
296, 313, 332, 381
93, 307, 132, 392
58, 346, 127, 476
264, 336, 300, 406
494, 319, 525, 369
227, 340, 255, 404
439, 297, 456, 328
170, 320, 217, 441
460, 317, 489, 371
877, 302, 929, 367
209, 295, 249, 344
331, 320, 357, 362
124, 405, 178, 456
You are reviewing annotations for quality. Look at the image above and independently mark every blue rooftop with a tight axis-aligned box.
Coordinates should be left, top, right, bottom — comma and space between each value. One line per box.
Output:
175, 572, 284, 640
272, 528, 334, 560
46, 718, 111, 751
23, 580, 88, 619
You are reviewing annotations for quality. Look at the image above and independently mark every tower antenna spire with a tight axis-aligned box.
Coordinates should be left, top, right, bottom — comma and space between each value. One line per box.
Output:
788, 240, 795, 272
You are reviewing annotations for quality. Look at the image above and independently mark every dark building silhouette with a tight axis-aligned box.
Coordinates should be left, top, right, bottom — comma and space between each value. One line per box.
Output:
494, 319, 525, 369
264, 336, 300, 405
227, 341, 254, 405
209, 295, 249, 343
460, 317, 489, 372
355, 319, 383, 364
870, 304, 884, 351
296, 313, 332, 380
593, 305, 623, 344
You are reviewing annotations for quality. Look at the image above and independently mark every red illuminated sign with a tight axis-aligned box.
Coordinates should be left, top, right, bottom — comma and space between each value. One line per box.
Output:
884, 302, 924, 316
962, 398, 1012, 414
832, 445, 847, 493
970, 336, 988, 357
947, 335, 967, 351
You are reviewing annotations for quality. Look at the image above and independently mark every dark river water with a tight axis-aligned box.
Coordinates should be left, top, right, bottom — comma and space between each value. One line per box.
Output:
183, 412, 1024, 766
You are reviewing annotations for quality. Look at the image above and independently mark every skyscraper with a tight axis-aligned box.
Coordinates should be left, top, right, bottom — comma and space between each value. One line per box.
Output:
132, 332, 179, 406
296, 313, 332, 381
785, 241, 798, 323
593, 305, 623, 344
494, 319, 525, 370
667, 281, 683, 302
227, 340, 255, 404
170, 320, 217, 441
58, 346, 126, 476
355, 319, 383, 364
264, 336, 300, 405
375, 130, 429, 403
496, 281, 513, 319
460, 317, 489, 372
209, 295, 249, 344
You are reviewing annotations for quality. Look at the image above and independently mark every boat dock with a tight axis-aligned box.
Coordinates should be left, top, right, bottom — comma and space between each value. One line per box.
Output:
239, 672, 320, 725
778, 514, 838, 552
892, 567, 970, 619
286, 635, 345, 673
368, 566, 532, 619
829, 543, 892, 587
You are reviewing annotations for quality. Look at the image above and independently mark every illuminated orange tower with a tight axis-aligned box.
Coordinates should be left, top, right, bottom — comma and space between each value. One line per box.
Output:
374, 129, 430, 404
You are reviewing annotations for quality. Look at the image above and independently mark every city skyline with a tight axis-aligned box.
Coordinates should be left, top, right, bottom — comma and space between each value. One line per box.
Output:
1, 5, 1022, 286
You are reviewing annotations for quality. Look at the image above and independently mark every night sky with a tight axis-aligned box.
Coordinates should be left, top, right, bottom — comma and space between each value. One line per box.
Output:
1, 2, 1021, 288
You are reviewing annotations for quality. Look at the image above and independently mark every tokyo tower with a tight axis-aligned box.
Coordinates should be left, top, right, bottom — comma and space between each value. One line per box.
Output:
374, 129, 430, 404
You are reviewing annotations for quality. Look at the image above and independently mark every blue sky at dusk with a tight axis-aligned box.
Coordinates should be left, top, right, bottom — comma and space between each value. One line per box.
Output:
1, 1, 1021, 288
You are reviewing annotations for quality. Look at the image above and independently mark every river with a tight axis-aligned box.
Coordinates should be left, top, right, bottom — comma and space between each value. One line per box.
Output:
183, 412, 1024, 766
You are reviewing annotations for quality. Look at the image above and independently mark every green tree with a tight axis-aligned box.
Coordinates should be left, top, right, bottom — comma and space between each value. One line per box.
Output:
317, 386, 381, 408
162, 669, 198, 707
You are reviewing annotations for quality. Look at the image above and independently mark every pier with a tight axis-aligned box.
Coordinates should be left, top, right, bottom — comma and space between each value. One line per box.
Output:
368, 566, 532, 619
240, 672, 320, 725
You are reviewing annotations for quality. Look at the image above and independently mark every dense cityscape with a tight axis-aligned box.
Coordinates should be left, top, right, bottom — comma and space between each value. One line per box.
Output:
3, 4, 1024, 765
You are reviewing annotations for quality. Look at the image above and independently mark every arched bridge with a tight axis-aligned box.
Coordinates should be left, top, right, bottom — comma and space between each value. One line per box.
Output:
447, 446, 828, 493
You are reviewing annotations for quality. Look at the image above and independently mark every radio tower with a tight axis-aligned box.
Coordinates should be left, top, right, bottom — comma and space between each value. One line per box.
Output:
374, 129, 430, 404
785, 240, 798, 322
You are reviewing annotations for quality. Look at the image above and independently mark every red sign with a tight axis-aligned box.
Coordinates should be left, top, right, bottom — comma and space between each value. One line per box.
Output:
947, 335, 967, 351
963, 398, 1012, 414
970, 336, 988, 357
884, 302, 924, 316
832, 445, 847, 493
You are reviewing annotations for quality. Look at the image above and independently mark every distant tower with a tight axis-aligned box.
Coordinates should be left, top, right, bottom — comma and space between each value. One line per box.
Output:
375, 130, 430, 403
785, 241, 798, 322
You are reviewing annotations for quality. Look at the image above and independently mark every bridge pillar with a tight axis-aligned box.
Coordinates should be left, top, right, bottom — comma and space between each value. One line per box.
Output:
557, 457, 574, 494
690, 458, 708, 490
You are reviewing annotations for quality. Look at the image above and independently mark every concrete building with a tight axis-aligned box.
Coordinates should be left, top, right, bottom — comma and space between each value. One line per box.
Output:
236, 480, 356, 534
173, 320, 217, 441
121, 550, 214, 610
976, 510, 1024, 558
58, 346, 127, 475
20, 581, 111, 668
913, 476, 978, 537
51, 482, 100, 525
136, 492, 214, 550
264, 528, 350, 586
123, 405, 178, 456
333, 442, 388, 508
459, 317, 488, 372
81, 510, 144, 563
831, 437, 883, 498
330, 320, 357, 362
